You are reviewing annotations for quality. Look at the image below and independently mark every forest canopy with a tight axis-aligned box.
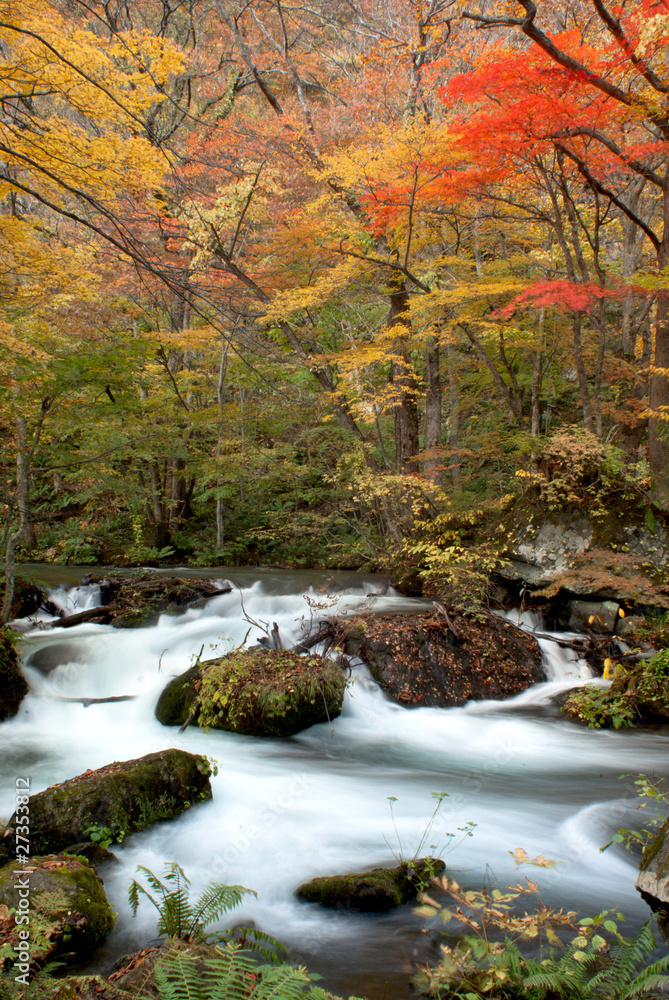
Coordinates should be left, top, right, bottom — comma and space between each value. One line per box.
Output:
1, 0, 668, 584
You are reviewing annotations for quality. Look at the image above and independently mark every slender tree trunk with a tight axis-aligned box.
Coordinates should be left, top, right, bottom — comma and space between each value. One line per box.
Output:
388, 284, 419, 472
530, 309, 545, 437
2, 397, 50, 623
649, 176, 669, 494
572, 313, 595, 434
446, 335, 462, 490
15, 415, 36, 548
424, 337, 442, 484
216, 336, 229, 549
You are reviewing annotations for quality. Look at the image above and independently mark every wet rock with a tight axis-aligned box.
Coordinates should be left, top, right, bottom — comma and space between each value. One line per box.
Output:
0, 854, 114, 969
8, 749, 212, 855
636, 815, 669, 920
568, 600, 620, 634
51, 574, 233, 630
338, 611, 543, 707
616, 615, 647, 640
296, 859, 445, 911
25, 641, 87, 675
156, 649, 346, 737
0, 627, 28, 721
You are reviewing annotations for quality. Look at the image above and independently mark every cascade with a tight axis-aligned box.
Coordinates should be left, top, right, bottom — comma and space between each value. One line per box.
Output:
1, 570, 666, 997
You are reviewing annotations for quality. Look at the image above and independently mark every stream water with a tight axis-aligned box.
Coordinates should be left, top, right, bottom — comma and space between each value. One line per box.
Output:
2, 567, 668, 998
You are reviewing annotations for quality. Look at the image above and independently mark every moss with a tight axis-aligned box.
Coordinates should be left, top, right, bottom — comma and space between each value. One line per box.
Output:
155, 664, 201, 726
9, 749, 212, 855
296, 858, 445, 912
0, 628, 28, 722
156, 650, 346, 737
641, 816, 669, 879
0, 855, 114, 969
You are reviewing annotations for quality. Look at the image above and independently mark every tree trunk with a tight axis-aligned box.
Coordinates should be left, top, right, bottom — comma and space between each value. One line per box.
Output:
424, 337, 442, 484
572, 313, 595, 435
648, 184, 669, 497
15, 415, 36, 549
530, 309, 545, 437
446, 335, 462, 490
216, 335, 229, 549
388, 284, 419, 472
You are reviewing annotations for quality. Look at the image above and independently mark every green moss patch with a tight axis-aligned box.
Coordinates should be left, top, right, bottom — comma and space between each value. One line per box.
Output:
156, 649, 347, 737
297, 859, 445, 911
0, 854, 114, 970
8, 749, 212, 855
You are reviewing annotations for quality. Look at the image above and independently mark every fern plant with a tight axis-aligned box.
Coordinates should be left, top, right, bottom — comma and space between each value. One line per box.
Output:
128, 862, 285, 963
145, 940, 366, 1000
501, 920, 669, 999
129, 863, 254, 944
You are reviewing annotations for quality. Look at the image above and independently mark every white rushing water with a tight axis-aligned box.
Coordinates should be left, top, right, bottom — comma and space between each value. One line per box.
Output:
1, 571, 667, 997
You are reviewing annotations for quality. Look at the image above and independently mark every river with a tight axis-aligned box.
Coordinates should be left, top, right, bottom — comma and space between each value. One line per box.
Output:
1, 566, 667, 998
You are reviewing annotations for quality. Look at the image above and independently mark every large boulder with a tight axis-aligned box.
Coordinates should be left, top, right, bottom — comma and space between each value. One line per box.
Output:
0, 854, 114, 971
296, 859, 445, 912
8, 749, 212, 855
338, 611, 543, 706
0, 627, 28, 721
636, 815, 669, 919
502, 508, 669, 606
155, 649, 347, 737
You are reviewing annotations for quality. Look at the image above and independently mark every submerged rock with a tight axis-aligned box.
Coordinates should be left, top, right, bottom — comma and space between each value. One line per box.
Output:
297, 858, 445, 911
8, 749, 212, 855
338, 611, 543, 707
155, 649, 347, 737
0, 854, 114, 969
0, 627, 28, 721
636, 815, 669, 920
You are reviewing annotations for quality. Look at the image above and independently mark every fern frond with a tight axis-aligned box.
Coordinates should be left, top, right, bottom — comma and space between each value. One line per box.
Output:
188, 883, 255, 938
220, 926, 289, 963
621, 952, 669, 999
249, 963, 312, 1000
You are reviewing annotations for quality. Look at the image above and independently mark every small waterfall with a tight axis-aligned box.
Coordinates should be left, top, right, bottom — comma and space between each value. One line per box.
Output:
48, 583, 102, 614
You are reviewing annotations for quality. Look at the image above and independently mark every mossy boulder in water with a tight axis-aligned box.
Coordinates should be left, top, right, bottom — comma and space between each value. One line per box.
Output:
296, 858, 445, 911
8, 749, 212, 855
155, 649, 346, 737
338, 611, 543, 707
0, 854, 114, 970
0, 627, 28, 721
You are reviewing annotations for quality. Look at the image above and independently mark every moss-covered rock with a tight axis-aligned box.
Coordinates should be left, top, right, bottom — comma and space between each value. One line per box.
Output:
155, 649, 347, 737
0, 627, 28, 722
0, 854, 114, 970
338, 611, 543, 707
8, 749, 212, 855
636, 815, 669, 918
297, 858, 445, 911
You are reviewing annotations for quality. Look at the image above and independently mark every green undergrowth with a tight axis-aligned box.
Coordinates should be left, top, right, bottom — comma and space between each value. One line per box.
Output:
563, 649, 669, 729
